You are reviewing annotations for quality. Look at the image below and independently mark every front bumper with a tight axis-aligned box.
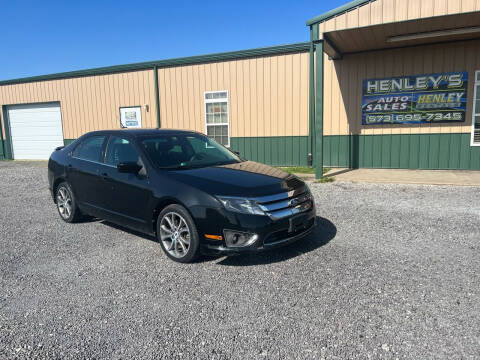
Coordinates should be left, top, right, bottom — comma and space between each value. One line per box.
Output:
198, 205, 316, 255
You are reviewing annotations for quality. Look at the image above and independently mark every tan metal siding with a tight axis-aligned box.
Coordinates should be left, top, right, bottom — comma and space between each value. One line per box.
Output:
1, 52, 309, 141
323, 39, 480, 136
0, 70, 156, 140
318, 0, 480, 36
157, 52, 310, 137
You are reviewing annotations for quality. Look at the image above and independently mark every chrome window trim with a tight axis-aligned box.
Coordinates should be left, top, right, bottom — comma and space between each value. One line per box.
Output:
70, 155, 116, 168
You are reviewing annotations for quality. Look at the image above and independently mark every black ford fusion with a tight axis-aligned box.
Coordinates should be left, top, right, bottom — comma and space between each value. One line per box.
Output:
48, 129, 316, 263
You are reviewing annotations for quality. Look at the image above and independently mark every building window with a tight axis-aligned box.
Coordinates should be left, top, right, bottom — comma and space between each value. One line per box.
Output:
472, 71, 480, 146
205, 91, 229, 147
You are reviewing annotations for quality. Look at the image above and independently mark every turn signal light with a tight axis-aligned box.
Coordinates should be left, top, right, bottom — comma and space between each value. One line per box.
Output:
205, 234, 223, 240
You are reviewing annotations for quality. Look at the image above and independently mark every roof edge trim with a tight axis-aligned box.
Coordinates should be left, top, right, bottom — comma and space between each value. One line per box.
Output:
0, 42, 310, 86
306, 0, 373, 26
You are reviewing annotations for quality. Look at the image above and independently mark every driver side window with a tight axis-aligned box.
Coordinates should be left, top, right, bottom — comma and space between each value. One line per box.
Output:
105, 136, 139, 167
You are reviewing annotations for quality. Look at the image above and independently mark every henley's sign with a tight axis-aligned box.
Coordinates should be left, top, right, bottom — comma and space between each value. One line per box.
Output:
362, 72, 468, 125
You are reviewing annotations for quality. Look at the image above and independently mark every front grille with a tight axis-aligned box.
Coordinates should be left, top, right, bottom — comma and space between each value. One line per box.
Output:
253, 187, 313, 220
264, 218, 315, 245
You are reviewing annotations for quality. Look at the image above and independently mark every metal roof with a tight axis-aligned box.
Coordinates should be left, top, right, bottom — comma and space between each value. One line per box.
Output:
0, 42, 310, 86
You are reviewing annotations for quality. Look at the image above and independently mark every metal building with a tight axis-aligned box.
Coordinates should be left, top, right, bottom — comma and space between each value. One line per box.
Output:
0, 45, 311, 166
309, 0, 480, 177
1, 0, 479, 178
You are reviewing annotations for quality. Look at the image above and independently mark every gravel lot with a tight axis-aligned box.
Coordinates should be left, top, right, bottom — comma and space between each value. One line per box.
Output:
0, 161, 479, 359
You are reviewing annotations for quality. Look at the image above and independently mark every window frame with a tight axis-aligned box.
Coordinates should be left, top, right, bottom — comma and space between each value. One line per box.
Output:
471, 70, 480, 147
204, 90, 230, 147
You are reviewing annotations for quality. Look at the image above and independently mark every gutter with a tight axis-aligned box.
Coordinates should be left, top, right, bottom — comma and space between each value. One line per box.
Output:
153, 66, 161, 128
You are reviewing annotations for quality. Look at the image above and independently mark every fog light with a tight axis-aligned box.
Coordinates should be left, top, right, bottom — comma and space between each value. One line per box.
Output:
223, 230, 258, 248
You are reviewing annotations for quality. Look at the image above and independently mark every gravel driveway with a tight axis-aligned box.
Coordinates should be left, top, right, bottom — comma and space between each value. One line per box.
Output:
0, 161, 479, 359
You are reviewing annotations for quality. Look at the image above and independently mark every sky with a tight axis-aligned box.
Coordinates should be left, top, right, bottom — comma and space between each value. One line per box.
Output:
0, 0, 346, 80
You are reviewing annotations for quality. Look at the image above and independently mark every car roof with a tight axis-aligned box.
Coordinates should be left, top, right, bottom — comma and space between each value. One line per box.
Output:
83, 128, 203, 138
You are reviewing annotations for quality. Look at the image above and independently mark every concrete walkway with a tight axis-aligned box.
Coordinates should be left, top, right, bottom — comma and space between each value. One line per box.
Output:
295, 168, 480, 186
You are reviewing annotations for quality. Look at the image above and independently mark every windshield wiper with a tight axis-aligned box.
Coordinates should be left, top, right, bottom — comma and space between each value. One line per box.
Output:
209, 160, 240, 167
158, 159, 240, 170
157, 165, 188, 170
158, 163, 207, 170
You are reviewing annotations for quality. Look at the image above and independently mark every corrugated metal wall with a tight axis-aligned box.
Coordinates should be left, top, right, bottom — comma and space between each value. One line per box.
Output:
0, 70, 157, 140
323, 133, 480, 169
323, 39, 480, 136
321, 39, 480, 169
313, 0, 480, 170
318, 0, 480, 35
157, 52, 310, 137
0, 52, 310, 147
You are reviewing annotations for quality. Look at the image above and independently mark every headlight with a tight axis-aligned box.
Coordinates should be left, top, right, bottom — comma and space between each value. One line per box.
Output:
216, 196, 265, 215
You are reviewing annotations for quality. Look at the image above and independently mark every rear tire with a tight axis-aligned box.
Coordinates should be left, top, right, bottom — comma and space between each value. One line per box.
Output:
55, 182, 83, 223
156, 204, 200, 263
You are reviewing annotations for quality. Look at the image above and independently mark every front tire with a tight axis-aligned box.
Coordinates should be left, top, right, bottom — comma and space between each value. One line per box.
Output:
156, 204, 200, 263
55, 182, 83, 223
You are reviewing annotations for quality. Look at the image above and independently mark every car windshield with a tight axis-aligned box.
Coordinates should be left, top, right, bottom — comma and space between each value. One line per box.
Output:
140, 133, 242, 170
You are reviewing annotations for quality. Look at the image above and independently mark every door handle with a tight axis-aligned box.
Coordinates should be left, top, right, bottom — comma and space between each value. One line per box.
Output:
101, 172, 111, 181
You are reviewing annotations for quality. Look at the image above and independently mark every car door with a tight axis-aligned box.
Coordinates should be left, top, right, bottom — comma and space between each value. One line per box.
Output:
67, 135, 110, 218
101, 135, 153, 232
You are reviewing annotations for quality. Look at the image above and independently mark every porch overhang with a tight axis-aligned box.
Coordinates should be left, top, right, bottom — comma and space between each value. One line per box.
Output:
322, 11, 480, 59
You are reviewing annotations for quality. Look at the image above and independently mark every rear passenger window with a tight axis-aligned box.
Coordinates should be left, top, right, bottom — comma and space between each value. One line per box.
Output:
72, 136, 106, 162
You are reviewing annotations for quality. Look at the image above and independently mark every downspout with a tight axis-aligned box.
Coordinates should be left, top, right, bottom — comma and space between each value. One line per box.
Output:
153, 65, 161, 128
0, 109, 5, 160
314, 40, 324, 179
308, 26, 315, 167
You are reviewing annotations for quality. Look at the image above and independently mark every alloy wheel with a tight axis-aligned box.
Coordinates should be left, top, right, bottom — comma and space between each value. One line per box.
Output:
57, 187, 72, 220
159, 212, 191, 258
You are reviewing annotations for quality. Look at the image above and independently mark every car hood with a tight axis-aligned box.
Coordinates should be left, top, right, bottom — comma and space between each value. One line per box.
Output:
166, 161, 305, 197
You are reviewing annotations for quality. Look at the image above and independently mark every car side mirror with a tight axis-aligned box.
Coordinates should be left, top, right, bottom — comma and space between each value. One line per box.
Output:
117, 162, 142, 174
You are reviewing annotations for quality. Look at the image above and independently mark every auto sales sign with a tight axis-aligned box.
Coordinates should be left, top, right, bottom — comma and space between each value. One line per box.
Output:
362, 72, 467, 125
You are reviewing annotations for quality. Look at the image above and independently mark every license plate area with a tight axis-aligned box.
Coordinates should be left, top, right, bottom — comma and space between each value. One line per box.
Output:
288, 213, 309, 233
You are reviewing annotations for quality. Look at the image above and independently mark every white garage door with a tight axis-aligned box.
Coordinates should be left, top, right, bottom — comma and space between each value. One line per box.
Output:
7, 102, 64, 160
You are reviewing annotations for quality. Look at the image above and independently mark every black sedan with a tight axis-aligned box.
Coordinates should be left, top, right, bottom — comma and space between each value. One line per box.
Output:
48, 129, 316, 263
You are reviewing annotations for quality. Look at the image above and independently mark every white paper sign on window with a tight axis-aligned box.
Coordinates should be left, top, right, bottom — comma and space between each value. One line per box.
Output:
120, 106, 142, 128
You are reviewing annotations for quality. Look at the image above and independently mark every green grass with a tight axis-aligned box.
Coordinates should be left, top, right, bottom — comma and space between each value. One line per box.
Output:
277, 166, 331, 175
277, 166, 315, 174
316, 176, 335, 183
